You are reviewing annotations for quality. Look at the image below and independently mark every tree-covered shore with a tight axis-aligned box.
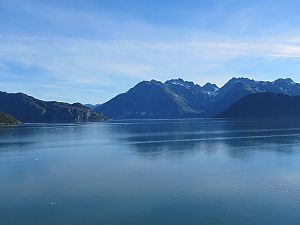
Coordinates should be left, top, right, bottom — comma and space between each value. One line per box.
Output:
0, 112, 20, 124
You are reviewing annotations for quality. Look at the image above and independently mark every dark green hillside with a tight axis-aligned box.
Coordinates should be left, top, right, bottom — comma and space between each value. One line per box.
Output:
0, 112, 20, 124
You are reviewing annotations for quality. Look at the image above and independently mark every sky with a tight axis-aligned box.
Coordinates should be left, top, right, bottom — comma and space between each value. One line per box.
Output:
1, 0, 300, 103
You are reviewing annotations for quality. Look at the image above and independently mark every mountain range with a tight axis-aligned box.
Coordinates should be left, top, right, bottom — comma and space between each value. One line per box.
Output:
94, 77, 300, 119
1, 77, 299, 122
0, 91, 105, 123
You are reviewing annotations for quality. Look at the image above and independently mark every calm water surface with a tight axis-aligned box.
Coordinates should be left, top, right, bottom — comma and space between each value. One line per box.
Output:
0, 119, 300, 225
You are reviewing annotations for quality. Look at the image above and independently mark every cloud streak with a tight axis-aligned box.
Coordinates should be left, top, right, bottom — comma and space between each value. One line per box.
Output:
1, 35, 300, 83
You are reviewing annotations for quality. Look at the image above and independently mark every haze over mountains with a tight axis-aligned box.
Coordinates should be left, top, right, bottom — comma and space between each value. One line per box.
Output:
94, 77, 300, 119
85, 104, 101, 110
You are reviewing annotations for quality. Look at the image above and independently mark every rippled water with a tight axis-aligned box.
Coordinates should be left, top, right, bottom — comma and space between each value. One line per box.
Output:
0, 118, 300, 225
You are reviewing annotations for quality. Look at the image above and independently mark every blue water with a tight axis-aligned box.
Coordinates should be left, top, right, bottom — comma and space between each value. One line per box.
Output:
0, 119, 300, 225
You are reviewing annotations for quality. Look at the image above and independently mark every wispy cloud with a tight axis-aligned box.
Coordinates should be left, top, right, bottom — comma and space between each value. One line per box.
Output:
1, 35, 300, 83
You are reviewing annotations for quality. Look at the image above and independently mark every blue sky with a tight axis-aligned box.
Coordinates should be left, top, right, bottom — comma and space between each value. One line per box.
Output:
1, 0, 300, 103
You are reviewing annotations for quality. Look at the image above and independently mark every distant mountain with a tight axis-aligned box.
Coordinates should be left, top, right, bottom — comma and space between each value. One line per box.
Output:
201, 82, 219, 96
218, 92, 300, 118
85, 104, 101, 110
0, 112, 20, 124
0, 92, 105, 123
94, 77, 300, 119
95, 80, 205, 119
164, 78, 217, 112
